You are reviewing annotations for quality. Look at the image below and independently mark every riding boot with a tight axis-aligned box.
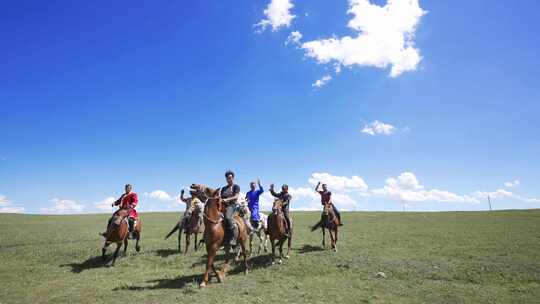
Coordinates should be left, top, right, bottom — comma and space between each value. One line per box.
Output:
229, 225, 238, 247
128, 218, 135, 239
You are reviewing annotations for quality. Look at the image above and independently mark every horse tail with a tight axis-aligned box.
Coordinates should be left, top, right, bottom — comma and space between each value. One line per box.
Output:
165, 221, 181, 239
311, 219, 323, 232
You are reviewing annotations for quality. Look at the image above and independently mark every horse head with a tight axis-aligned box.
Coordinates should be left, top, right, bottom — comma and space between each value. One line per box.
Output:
272, 199, 283, 215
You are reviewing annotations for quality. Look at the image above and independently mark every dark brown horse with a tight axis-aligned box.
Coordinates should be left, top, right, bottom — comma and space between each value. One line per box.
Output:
164, 207, 204, 253
267, 199, 292, 264
191, 184, 248, 288
102, 209, 142, 266
311, 202, 339, 251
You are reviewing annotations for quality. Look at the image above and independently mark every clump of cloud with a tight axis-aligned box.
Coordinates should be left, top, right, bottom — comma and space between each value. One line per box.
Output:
361, 120, 397, 136
41, 198, 85, 214
255, 0, 296, 32
504, 180, 520, 188
301, 0, 426, 78
312, 75, 332, 88
285, 31, 302, 46
0, 195, 25, 213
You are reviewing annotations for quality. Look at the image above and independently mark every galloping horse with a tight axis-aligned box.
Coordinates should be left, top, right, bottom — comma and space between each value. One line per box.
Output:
102, 209, 142, 266
191, 184, 249, 288
165, 207, 203, 253
267, 199, 292, 265
236, 202, 268, 259
311, 202, 339, 251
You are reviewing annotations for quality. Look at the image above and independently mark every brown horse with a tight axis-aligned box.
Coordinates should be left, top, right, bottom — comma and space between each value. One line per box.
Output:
102, 209, 142, 266
191, 184, 249, 288
164, 207, 203, 253
311, 202, 339, 252
267, 199, 292, 265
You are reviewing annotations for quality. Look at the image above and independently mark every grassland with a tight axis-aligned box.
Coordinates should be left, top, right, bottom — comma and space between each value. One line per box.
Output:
1, 210, 539, 303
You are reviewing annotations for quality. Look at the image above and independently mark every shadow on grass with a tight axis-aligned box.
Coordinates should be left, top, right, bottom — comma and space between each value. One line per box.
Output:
114, 274, 202, 290
117, 254, 274, 291
154, 248, 180, 257
60, 256, 108, 273
297, 244, 324, 254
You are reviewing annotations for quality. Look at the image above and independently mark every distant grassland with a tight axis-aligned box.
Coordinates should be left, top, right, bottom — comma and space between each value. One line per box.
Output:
1, 210, 539, 304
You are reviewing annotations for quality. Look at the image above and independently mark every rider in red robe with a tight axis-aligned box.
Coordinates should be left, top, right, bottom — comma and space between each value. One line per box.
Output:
101, 184, 139, 238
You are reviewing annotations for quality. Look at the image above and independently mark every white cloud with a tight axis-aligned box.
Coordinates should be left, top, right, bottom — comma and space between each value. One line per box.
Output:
0, 195, 25, 213
93, 197, 116, 212
372, 172, 480, 204
473, 189, 540, 204
41, 198, 85, 214
308, 172, 368, 192
301, 0, 426, 78
504, 180, 520, 188
362, 120, 397, 135
255, 0, 296, 32
285, 30, 302, 45
312, 75, 332, 88
144, 190, 173, 201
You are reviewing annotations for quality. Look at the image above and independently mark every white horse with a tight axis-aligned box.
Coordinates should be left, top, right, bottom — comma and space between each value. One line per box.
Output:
236, 201, 268, 258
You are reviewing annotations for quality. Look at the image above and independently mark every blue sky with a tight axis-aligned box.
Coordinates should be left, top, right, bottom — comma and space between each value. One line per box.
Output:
1, 0, 539, 214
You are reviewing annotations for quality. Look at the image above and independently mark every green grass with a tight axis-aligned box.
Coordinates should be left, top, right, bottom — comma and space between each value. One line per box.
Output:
1, 210, 539, 303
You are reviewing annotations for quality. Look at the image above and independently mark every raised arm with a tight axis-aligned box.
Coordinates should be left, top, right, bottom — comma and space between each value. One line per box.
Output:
315, 181, 321, 192
180, 189, 190, 204
269, 184, 279, 198
257, 179, 264, 195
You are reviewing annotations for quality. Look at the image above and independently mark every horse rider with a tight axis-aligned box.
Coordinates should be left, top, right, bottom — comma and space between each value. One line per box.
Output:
245, 179, 264, 229
269, 183, 292, 237
315, 182, 343, 226
101, 184, 139, 239
180, 188, 203, 227
220, 170, 241, 246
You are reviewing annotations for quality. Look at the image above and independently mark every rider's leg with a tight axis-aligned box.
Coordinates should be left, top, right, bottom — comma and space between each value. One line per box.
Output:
283, 209, 291, 236
128, 217, 135, 239
225, 204, 238, 246
332, 204, 343, 225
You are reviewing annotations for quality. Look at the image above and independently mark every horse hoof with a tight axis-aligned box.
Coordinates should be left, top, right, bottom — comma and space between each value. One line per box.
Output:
216, 271, 225, 283
284, 255, 290, 259
199, 282, 207, 288
278, 259, 283, 265
135, 246, 141, 252
223, 264, 230, 273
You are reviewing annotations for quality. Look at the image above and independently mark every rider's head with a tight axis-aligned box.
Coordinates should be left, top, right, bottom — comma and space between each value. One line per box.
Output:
225, 170, 235, 185
125, 184, 133, 193
250, 181, 256, 191
282, 184, 289, 193
322, 183, 328, 191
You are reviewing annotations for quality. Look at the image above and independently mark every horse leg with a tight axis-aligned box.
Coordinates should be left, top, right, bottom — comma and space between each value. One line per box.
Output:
249, 232, 255, 256
135, 229, 141, 252
329, 229, 336, 251
334, 227, 338, 252
240, 237, 249, 274
123, 238, 128, 254
102, 241, 110, 261
278, 240, 284, 264
184, 232, 190, 254
286, 231, 292, 258
194, 232, 198, 251
263, 231, 269, 253
201, 249, 217, 288
177, 227, 183, 252
223, 246, 231, 274
322, 226, 326, 247
111, 242, 121, 266
270, 238, 276, 265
